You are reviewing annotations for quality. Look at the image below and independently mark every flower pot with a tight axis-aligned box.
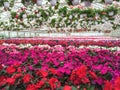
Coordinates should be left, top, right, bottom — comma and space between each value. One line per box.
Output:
50, 0, 57, 6
4, 2, 10, 8
104, 0, 113, 4
37, 0, 43, 6
72, 0, 79, 6
84, 0, 91, 7
108, 11, 114, 16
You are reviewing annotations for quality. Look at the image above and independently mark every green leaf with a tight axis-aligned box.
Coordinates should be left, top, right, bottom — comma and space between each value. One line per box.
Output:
72, 86, 77, 90
5, 85, 10, 90
88, 86, 95, 90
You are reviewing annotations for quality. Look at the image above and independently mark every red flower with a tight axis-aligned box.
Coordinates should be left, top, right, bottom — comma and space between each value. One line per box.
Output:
15, 14, 19, 19
63, 85, 72, 90
17, 67, 22, 73
103, 80, 113, 90
70, 65, 87, 85
76, 65, 87, 79
13, 73, 22, 79
0, 65, 3, 70
89, 71, 98, 80
0, 76, 7, 86
36, 81, 45, 89
81, 77, 90, 84
23, 74, 32, 83
6, 78, 15, 85
49, 68, 58, 75
26, 84, 37, 90
49, 78, 61, 90
114, 77, 120, 90
6, 66, 16, 74
36, 70, 48, 78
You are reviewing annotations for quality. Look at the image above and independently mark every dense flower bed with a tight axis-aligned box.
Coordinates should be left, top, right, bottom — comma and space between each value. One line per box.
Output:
0, 44, 120, 90
2, 37, 120, 47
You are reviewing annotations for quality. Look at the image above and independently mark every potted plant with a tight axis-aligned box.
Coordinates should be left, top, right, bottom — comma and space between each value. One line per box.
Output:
105, 6, 118, 17
3, 0, 10, 8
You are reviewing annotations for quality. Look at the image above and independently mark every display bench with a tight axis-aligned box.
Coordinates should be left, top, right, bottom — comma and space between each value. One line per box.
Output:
0, 29, 120, 38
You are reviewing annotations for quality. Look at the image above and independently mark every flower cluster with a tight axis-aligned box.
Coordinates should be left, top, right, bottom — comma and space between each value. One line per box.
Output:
0, 44, 120, 89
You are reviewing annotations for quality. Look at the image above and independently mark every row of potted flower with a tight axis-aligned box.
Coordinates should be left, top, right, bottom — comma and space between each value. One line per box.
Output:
1, 37, 120, 47
0, 44, 120, 89
0, 5, 119, 31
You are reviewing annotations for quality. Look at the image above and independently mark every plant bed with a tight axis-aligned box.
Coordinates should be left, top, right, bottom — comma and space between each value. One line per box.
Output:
0, 44, 120, 89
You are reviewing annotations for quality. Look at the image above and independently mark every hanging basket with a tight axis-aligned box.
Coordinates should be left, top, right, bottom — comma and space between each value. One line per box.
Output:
84, 0, 91, 7
104, 0, 113, 4
4, 2, 10, 8
50, 0, 57, 6
72, 0, 79, 6
37, 0, 43, 6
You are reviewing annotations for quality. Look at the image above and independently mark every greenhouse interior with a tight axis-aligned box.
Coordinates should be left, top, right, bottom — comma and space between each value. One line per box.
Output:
0, 0, 120, 90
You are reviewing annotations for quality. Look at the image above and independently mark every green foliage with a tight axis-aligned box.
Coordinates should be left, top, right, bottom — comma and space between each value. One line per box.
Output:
11, 12, 17, 19
65, 0, 73, 5
50, 18, 56, 27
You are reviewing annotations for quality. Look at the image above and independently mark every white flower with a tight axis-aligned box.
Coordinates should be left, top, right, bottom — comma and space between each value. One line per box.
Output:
69, 15, 72, 19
